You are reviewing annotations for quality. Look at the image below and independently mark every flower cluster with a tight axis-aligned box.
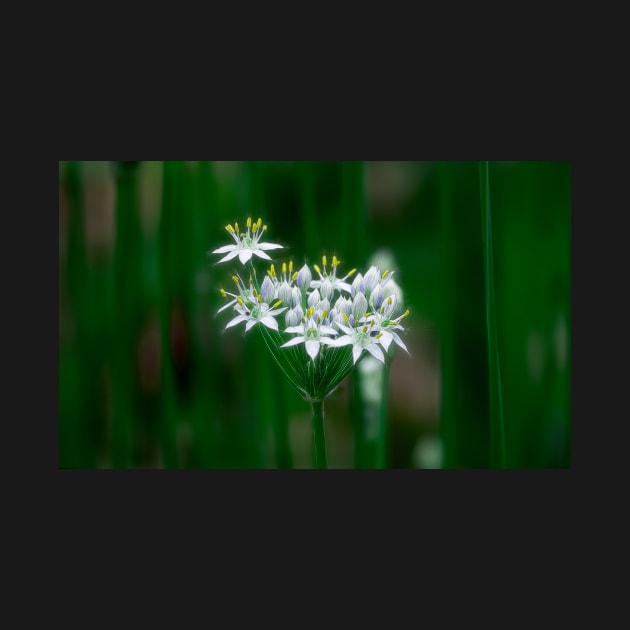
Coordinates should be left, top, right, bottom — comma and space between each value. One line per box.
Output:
211, 218, 410, 399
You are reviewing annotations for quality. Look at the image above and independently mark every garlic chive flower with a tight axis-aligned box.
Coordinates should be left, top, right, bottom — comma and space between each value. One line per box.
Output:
281, 314, 339, 361
310, 255, 356, 296
327, 317, 386, 365
226, 298, 287, 332
211, 217, 283, 264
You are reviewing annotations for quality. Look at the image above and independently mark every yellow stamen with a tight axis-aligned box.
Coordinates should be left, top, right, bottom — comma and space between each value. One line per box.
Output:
272, 300, 282, 308
262, 225, 267, 232
257, 295, 262, 303
289, 260, 293, 273
225, 224, 234, 233
382, 269, 389, 278
247, 217, 251, 228
253, 222, 258, 234
291, 271, 298, 281
234, 222, 239, 233
282, 262, 287, 274
232, 276, 239, 285
332, 256, 339, 267
237, 297, 244, 306
270, 264, 275, 277
376, 332, 383, 339
362, 326, 368, 333
257, 218, 262, 228
347, 268, 357, 277
322, 310, 328, 319
219, 288, 227, 298
313, 264, 321, 274
387, 297, 393, 305
343, 313, 350, 323
322, 255, 327, 267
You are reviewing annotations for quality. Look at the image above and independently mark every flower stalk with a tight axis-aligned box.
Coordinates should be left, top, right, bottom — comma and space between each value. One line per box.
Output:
311, 399, 327, 469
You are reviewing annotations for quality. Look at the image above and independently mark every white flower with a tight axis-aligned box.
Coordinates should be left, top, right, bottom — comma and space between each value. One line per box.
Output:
326, 319, 386, 365
280, 317, 339, 361
360, 309, 410, 355
211, 217, 283, 265
310, 255, 356, 295
225, 298, 287, 332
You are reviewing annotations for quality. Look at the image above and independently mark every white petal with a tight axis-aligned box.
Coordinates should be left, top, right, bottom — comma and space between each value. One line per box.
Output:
284, 325, 305, 334
252, 249, 272, 260
245, 319, 258, 332
212, 245, 237, 254
281, 337, 305, 348
218, 249, 241, 263
261, 316, 279, 330
391, 332, 410, 354
322, 336, 352, 347
217, 299, 237, 313
238, 250, 254, 264
319, 325, 338, 336
257, 242, 283, 250
352, 345, 363, 364
337, 322, 355, 335
379, 330, 393, 351
305, 340, 320, 360
366, 343, 385, 364
266, 307, 288, 317
225, 314, 248, 329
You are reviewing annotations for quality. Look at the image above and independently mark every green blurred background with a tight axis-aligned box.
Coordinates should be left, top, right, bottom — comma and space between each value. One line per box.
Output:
58, 161, 571, 469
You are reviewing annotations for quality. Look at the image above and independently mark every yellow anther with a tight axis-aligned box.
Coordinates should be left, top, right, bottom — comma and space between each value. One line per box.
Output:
225, 224, 234, 233
258, 295, 263, 303
262, 225, 267, 232
237, 297, 244, 306
272, 300, 282, 308
257, 218, 262, 228
401, 309, 410, 319
291, 271, 298, 281
282, 262, 287, 274
232, 275, 239, 284
270, 264, 276, 277
382, 269, 389, 278
252, 222, 258, 233
347, 268, 357, 277
313, 264, 321, 274
332, 256, 339, 267
388, 297, 393, 305
234, 222, 239, 233
247, 217, 252, 228
219, 288, 227, 298
253, 288, 259, 297
343, 313, 350, 323
362, 326, 368, 333
376, 333, 383, 339
322, 255, 327, 267
307, 307, 314, 318
322, 310, 328, 319
289, 260, 293, 273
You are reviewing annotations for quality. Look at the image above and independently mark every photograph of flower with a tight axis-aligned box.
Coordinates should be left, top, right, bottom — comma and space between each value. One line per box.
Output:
59, 161, 570, 469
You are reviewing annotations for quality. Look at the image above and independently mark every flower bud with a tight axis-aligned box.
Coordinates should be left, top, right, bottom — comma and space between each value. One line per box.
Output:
319, 278, 333, 300
351, 272, 364, 298
260, 276, 275, 303
278, 281, 292, 305
307, 289, 321, 308
296, 264, 312, 290
363, 265, 380, 293
290, 286, 302, 309
353, 291, 368, 322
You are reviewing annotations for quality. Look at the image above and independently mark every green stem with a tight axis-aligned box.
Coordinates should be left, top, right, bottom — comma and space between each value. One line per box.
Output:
311, 399, 328, 469
375, 362, 390, 469
479, 161, 507, 468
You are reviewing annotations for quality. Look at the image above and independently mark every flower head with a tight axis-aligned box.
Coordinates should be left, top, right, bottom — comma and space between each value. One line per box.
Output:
211, 217, 283, 265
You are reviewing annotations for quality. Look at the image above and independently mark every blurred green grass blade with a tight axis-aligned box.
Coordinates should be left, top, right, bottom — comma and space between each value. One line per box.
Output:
438, 161, 457, 468
479, 161, 507, 468
111, 162, 141, 468
375, 363, 390, 469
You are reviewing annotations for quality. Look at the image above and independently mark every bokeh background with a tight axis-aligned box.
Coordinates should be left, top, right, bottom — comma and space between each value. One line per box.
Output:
58, 161, 571, 468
